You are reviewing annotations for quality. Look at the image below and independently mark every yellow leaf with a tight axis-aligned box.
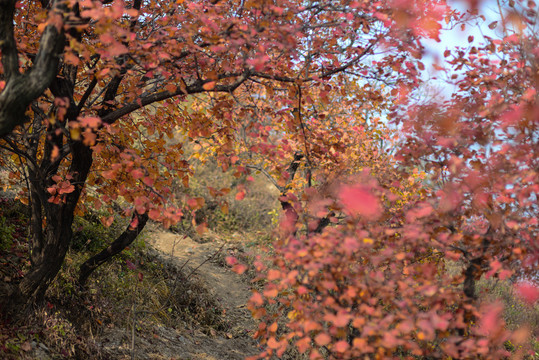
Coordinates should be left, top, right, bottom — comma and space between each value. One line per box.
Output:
220, 202, 229, 215
287, 310, 299, 320
70, 127, 81, 140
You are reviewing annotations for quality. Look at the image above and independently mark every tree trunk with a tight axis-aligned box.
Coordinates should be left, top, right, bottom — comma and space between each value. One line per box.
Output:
19, 206, 74, 302
0, 144, 93, 317
0, 204, 75, 317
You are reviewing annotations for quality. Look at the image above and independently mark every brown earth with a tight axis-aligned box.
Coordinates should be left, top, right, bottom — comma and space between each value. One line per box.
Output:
100, 230, 260, 360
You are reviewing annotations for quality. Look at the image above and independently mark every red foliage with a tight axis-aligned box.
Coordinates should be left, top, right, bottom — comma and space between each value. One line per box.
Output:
244, 1, 539, 359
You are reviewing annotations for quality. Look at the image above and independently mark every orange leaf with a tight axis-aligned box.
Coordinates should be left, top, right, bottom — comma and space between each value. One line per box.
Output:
314, 333, 331, 346
220, 202, 229, 215
268, 322, 278, 332
101, 216, 114, 227
333, 341, 349, 353
235, 191, 245, 200
251, 292, 264, 306
267, 337, 280, 349
203, 81, 216, 90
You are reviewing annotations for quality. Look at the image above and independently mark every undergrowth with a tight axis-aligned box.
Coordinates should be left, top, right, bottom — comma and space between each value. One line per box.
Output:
0, 204, 229, 359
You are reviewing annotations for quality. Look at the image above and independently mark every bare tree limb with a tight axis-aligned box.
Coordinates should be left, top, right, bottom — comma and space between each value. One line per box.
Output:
101, 72, 250, 124
0, 0, 66, 137
79, 213, 149, 285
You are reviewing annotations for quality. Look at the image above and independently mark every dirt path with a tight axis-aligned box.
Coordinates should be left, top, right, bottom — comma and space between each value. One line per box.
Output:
149, 230, 256, 338
101, 230, 259, 360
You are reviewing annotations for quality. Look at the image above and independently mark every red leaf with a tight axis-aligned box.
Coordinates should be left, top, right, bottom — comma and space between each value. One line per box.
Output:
129, 216, 139, 229
79, 116, 102, 129
479, 302, 503, 335
516, 282, 539, 305
126, 260, 137, 270
108, 42, 128, 57
148, 208, 161, 221
131, 168, 144, 179
101, 170, 116, 180
142, 176, 155, 187
100, 33, 114, 44
235, 191, 246, 200
338, 185, 381, 219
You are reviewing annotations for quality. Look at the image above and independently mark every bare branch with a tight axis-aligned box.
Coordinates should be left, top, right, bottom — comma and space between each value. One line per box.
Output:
0, 0, 66, 137
101, 72, 250, 124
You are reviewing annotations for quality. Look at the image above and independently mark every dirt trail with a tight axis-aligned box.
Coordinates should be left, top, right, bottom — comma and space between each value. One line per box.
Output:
101, 230, 260, 360
149, 230, 256, 337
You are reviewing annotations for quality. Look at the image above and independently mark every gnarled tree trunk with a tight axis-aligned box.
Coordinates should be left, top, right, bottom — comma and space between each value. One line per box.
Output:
0, 143, 93, 317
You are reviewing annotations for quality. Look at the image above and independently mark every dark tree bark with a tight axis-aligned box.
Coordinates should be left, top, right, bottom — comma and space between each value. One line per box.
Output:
79, 213, 149, 285
463, 258, 483, 299
278, 152, 304, 226
21, 142, 93, 301
277, 152, 332, 235
0, 0, 66, 136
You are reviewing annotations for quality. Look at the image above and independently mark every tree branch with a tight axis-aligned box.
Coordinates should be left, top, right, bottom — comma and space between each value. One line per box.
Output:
76, 77, 98, 113
101, 72, 250, 124
0, 0, 66, 137
78, 212, 149, 285
245, 164, 283, 192
250, 42, 377, 84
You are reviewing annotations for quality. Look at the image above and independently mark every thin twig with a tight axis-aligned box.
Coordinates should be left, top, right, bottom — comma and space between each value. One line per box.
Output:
185, 242, 226, 279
